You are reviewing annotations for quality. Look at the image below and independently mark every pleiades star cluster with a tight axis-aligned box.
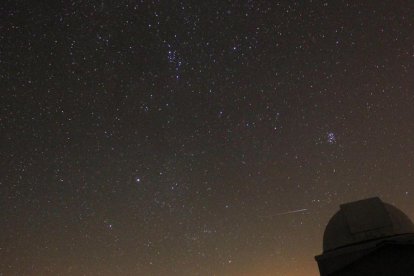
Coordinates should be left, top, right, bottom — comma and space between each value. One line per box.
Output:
1, 1, 413, 275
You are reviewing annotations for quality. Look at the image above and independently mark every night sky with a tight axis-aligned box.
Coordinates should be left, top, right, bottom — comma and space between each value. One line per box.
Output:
1, 1, 414, 275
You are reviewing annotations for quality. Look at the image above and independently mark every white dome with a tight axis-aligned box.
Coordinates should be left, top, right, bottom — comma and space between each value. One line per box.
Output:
323, 197, 414, 252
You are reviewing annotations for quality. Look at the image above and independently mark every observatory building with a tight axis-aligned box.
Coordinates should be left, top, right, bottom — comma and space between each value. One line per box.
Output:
315, 197, 414, 275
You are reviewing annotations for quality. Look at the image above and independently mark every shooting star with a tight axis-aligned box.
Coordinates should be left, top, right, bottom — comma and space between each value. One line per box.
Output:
275, 208, 308, 216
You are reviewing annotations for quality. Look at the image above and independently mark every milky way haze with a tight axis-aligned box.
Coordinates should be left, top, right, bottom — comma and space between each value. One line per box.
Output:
1, 1, 414, 275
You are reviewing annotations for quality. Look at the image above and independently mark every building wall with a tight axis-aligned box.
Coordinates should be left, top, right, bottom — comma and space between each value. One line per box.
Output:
329, 245, 414, 276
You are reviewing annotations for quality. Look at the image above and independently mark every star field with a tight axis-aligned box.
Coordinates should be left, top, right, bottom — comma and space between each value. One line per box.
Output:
1, 1, 414, 275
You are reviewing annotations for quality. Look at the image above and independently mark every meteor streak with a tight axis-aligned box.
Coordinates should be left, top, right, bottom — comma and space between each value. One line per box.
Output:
275, 208, 308, 216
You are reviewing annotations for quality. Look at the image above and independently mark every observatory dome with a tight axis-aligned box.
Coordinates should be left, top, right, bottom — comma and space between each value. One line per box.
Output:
323, 197, 414, 252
